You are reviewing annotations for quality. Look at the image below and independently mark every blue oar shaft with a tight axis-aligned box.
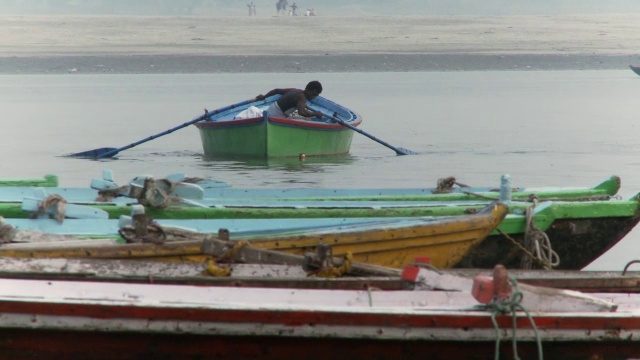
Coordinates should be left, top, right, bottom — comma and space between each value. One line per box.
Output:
318, 111, 416, 156
97, 113, 207, 158
93, 98, 255, 159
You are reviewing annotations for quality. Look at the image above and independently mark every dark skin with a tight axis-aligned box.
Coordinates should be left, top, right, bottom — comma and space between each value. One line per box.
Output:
256, 88, 323, 118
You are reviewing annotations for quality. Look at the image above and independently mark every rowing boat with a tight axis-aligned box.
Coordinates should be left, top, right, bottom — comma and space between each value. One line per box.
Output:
194, 95, 361, 158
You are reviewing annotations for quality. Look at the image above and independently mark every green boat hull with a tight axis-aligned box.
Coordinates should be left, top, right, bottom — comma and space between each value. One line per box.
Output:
198, 118, 355, 158
0, 175, 58, 187
195, 94, 361, 158
2, 193, 638, 221
223, 175, 620, 202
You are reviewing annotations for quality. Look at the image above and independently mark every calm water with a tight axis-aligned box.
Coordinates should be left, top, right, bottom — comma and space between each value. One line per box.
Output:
2, 70, 640, 270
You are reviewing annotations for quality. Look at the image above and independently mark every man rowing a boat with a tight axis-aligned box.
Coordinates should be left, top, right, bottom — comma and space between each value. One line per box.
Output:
255, 81, 324, 119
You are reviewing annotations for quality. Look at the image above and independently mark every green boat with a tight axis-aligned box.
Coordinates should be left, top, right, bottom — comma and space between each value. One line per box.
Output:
196, 175, 622, 202
0, 175, 626, 220
0, 174, 58, 187
0, 174, 621, 207
4, 193, 640, 270
457, 194, 640, 270
194, 95, 361, 158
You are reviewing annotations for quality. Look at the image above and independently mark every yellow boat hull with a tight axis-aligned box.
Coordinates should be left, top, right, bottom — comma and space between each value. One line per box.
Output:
0, 203, 507, 269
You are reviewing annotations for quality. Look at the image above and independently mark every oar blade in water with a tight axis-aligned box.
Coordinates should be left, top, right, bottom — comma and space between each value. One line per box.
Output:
65, 147, 119, 158
395, 147, 418, 156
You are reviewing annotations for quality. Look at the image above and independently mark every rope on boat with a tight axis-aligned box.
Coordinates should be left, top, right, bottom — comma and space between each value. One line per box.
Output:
118, 217, 167, 244
126, 178, 186, 209
434, 176, 470, 193
29, 194, 67, 223
479, 277, 544, 360
311, 251, 353, 278
522, 207, 559, 270
496, 229, 553, 270
201, 241, 250, 277
139, 178, 174, 208
95, 185, 130, 202
0, 217, 16, 244
221, 241, 250, 260
203, 260, 231, 277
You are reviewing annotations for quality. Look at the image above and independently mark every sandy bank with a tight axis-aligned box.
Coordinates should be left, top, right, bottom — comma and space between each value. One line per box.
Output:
1, 15, 639, 73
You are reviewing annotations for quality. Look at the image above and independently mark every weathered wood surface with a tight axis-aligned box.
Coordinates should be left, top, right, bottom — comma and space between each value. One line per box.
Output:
445, 268, 640, 293
0, 257, 407, 290
406, 266, 617, 312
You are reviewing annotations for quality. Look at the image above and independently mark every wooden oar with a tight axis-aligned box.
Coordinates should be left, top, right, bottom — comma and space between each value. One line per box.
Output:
66, 98, 256, 158
322, 111, 417, 156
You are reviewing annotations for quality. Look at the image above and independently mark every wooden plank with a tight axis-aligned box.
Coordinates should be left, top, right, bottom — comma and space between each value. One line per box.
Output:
405, 266, 617, 312
200, 237, 401, 277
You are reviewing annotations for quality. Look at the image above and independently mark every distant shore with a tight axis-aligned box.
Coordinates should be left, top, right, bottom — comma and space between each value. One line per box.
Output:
2, 15, 640, 73
0, 54, 636, 74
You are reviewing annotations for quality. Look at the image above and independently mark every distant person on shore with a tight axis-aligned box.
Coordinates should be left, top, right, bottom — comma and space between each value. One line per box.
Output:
247, 2, 253, 16
252, 2, 256, 15
277, 0, 289, 15
291, 2, 298, 16
255, 81, 324, 119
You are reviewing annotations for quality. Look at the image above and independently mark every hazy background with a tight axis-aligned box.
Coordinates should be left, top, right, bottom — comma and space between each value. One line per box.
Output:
1, 0, 639, 16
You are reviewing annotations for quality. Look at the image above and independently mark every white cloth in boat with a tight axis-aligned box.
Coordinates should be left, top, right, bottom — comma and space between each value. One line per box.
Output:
266, 101, 296, 118
233, 106, 263, 120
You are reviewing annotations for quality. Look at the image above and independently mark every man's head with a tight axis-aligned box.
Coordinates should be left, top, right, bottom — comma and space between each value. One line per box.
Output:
305, 80, 322, 99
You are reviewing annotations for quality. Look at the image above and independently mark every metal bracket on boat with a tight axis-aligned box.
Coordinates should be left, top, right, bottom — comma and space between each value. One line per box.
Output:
302, 244, 335, 272
118, 205, 198, 243
200, 236, 402, 278
91, 169, 207, 202
303, 244, 354, 278
201, 234, 312, 267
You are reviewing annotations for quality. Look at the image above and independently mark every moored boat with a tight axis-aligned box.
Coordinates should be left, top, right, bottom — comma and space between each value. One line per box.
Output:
0, 202, 508, 269
3, 193, 639, 270
0, 172, 620, 205
456, 193, 640, 270
194, 95, 361, 158
630, 64, 640, 76
197, 174, 622, 202
0, 265, 636, 359
3, 255, 640, 293
0, 174, 58, 187
0, 176, 623, 220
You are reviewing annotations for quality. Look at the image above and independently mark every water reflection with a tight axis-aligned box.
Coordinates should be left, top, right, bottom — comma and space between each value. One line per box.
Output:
198, 154, 359, 187
200, 154, 357, 171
